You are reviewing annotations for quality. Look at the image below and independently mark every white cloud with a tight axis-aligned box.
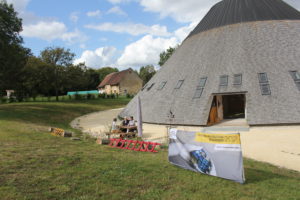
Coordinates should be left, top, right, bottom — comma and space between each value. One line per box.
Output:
74, 47, 117, 68
117, 35, 178, 68
6, 0, 30, 13
85, 22, 170, 37
107, 6, 127, 16
87, 10, 101, 17
21, 21, 87, 44
22, 21, 67, 41
139, 0, 220, 23
70, 12, 79, 23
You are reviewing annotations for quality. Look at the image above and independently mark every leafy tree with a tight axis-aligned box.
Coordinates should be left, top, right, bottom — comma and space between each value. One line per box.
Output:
40, 47, 75, 66
0, 1, 30, 96
85, 68, 101, 90
22, 56, 55, 99
158, 46, 177, 67
97, 67, 119, 83
139, 65, 156, 85
40, 47, 75, 101
64, 63, 88, 92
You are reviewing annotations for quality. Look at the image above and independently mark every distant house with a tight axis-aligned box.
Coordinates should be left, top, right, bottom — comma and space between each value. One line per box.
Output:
97, 68, 143, 95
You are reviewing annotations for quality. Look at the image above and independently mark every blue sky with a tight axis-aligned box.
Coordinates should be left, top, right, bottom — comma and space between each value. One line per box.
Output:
7, 0, 300, 70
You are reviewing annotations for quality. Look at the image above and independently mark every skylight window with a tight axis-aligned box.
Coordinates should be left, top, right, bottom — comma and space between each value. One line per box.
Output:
199, 77, 207, 87
158, 81, 167, 90
220, 75, 228, 86
175, 80, 184, 89
193, 77, 207, 99
147, 83, 155, 91
260, 84, 271, 95
258, 73, 268, 83
289, 71, 300, 91
290, 71, 300, 81
194, 88, 203, 99
258, 73, 271, 95
233, 74, 242, 85
141, 84, 148, 91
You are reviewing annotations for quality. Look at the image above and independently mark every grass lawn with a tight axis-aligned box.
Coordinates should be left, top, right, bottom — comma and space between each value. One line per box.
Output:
0, 99, 300, 200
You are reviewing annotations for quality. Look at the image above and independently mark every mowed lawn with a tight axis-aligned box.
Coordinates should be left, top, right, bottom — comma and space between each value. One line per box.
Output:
0, 99, 300, 200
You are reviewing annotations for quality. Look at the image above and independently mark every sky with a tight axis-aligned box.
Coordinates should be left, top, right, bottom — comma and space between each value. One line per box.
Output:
6, 0, 300, 70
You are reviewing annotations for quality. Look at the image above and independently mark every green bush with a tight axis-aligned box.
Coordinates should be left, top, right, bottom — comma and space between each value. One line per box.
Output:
0, 97, 7, 103
74, 94, 82, 100
98, 93, 105, 99
87, 94, 94, 99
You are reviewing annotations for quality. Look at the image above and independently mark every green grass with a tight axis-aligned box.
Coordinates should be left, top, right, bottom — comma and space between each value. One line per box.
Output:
0, 99, 300, 200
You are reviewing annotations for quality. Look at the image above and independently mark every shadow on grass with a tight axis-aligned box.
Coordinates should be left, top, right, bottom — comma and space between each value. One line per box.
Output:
244, 167, 299, 184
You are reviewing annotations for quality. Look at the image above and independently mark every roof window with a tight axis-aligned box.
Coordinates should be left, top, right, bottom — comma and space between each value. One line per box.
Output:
258, 73, 271, 95
141, 84, 148, 91
260, 84, 271, 95
193, 77, 207, 99
289, 71, 300, 91
233, 74, 242, 85
258, 73, 268, 83
290, 71, 300, 81
175, 80, 184, 89
220, 75, 228, 86
158, 81, 167, 90
147, 83, 155, 91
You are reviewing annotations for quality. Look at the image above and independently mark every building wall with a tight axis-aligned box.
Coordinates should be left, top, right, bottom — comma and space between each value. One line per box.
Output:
119, 71, 143, 95
104, 85, 112, 94
111, 85, 120, 94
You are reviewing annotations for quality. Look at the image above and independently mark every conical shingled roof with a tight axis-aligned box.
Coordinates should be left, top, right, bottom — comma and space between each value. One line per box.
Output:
120, 0, 300, 126
188, 0, 300, 38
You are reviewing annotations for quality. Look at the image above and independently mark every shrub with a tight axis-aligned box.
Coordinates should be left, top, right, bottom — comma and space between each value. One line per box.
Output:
0, 97, 7, 103
87, 94, 93, 99
98, 93, 105, 99
74, 94, 82, 100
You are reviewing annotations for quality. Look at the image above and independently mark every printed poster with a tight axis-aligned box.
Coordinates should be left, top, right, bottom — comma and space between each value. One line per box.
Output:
169, 129, 245, 183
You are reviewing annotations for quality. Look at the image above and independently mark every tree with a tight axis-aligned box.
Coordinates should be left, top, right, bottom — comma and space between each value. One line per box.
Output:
22, 56, 55, 98
0, 1, 30, 96
40, 47, 75, 101
85, 68, 101, 90
139, 65, 156, 85
40, 47, 75, 66
64, 63, 88, 92
158, 46, 178, 67
97, 67, 119, 83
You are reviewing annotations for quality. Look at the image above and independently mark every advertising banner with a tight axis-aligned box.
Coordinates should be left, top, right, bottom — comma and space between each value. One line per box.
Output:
168, 129, 245, 183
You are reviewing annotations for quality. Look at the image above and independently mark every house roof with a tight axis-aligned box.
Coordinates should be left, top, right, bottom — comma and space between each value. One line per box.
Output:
120, 0, 300, 126
98, 68, 132, 88
187, 0, 300, 39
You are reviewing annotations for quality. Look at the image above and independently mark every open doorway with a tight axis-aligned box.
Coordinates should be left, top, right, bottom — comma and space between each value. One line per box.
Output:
207, 94, 246, 125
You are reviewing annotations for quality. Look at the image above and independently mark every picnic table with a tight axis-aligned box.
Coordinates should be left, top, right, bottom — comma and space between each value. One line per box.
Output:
106, 125, 137, 139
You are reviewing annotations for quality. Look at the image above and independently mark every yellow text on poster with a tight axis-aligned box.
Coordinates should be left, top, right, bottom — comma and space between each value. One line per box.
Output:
195, 133, 241, 144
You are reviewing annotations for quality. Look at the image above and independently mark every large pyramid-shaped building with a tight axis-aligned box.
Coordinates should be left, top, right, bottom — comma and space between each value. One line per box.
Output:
120, 0, 300, 126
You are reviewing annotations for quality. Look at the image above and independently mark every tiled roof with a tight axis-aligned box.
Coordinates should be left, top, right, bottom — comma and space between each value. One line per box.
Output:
98, 68, 132, 88
187, 0, 300, 39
